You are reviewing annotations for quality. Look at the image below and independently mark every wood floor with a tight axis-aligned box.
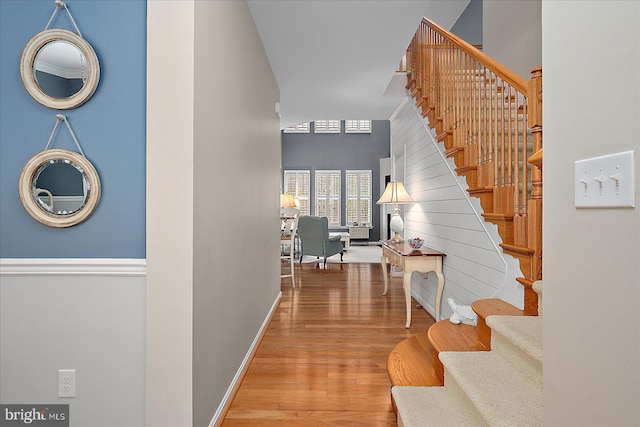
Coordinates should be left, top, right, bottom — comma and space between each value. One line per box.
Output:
221, 262, 436, 426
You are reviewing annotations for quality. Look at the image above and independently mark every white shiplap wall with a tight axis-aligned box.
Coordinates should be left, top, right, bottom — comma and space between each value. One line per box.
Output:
390, 99, 524, 319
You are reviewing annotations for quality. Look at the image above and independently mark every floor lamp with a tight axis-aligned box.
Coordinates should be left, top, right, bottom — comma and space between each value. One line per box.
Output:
376, 181, 414, 243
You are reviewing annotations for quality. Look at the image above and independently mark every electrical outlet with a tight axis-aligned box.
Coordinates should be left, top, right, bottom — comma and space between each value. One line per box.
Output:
58, 369, 76, 398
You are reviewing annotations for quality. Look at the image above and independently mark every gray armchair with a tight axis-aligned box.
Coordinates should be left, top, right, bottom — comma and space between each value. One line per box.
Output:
297, 216, 343, 267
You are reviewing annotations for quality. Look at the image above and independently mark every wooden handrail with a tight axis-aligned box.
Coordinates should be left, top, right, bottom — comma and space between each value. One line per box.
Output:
423, 19, 528, 94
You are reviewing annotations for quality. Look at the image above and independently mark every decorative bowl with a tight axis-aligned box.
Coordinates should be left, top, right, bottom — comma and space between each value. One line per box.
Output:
408, 237, 424, 249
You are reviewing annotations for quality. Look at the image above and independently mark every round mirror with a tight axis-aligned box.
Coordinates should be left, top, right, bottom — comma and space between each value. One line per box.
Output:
19, 149, 101, 227
21, 29, 100, 109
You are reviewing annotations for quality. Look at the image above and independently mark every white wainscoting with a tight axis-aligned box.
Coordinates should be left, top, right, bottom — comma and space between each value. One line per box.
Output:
0, 258, 146, 427
389, 99, 523, 319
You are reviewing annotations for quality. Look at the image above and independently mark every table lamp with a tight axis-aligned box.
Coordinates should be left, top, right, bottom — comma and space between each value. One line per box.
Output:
376, 181, 414, 243
280, 193, 296, 217
280, 194, 296, 208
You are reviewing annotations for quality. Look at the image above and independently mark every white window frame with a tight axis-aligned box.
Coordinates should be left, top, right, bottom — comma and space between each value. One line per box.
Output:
283, 122, 310, 133
283, 170, 310, 216
345, 120, 372, 133
314, 120, 341, 134
346, 170, 372, 226
314, 170, 341, 226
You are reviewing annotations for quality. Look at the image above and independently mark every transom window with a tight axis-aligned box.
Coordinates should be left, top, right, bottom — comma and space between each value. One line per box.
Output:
314, 120, 341, 133
345, 120, 372, 133
283, 122, 310, 133
283, 170, 310, 216
346, 170, 372, 225
315, 170, 341, 226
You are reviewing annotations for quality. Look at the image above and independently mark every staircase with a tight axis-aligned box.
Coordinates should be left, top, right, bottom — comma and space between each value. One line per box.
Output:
404, 18, 543, 315
386, 18, 545, 426
391, 282, 543, 426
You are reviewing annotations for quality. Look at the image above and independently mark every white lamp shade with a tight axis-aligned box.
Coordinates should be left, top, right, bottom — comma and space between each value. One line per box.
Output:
280, 193, 296, 207
376, 181, 414, 204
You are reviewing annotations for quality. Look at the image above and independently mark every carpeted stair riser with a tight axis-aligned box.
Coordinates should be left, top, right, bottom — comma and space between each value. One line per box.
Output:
487, 315, 543, 390
440, 351, 543, 427
393, 386, 487, 427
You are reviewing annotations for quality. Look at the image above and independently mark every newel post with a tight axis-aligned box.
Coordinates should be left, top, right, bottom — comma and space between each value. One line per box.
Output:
524, 66, 543, 314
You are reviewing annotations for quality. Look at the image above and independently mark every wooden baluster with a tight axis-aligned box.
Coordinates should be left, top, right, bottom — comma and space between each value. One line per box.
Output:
464, 52, 471, 151
495, 76, 500, 188
478, 67, 489, 181
513, 86, 520, 226
507, 85, 513, 188
499, 79, 505, 189
471, 60, 478, 166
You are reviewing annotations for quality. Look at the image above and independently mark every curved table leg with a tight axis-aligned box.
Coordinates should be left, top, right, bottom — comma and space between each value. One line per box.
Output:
403, 272, 412, 328
381, 255, 389, 295
434, 271, 445, 322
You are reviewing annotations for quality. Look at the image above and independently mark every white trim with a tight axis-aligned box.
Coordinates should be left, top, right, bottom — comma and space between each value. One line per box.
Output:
209, 291, 283, 427
0, 258, 147, 277
389, 96, 410, 122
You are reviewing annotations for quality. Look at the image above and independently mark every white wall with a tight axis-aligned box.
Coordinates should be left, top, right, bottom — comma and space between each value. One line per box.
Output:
543, 1, 640, 425
483, 0, 541, 80
146, 2, 195, 426
192, 1, 281, 426
146, 1, 282, 426
0, 261, 146, 427
390, 99, 523, 318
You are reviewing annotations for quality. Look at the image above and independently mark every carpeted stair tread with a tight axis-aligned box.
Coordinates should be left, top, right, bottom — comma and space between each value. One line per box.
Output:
487, 315, 542, 365
439, 351, 543, 427
392, 386, 487, 427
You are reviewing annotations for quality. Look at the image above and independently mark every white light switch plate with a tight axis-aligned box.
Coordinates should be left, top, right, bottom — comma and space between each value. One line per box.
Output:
574, 150, 635, 208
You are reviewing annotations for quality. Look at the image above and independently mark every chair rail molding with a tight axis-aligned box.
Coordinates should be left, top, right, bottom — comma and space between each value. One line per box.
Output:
0, 258, 147, 277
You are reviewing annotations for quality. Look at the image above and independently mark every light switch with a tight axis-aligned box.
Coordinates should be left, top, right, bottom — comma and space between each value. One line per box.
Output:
574, 150, 635, 208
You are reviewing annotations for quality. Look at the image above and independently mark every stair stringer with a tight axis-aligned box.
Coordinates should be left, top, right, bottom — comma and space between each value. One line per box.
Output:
389, 96, 524, 316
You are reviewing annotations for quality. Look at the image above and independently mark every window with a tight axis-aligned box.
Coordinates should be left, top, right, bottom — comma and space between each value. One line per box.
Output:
283, 170, 310, 216
314, 120, 341, 133
284, 122, 310, 133
345, 120, 372, 133
315, 170, 341, 225
346, 170, 372, 225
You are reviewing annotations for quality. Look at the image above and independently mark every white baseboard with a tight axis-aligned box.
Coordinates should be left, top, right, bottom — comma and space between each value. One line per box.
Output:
0, 258, 147, 277
209, 291, 283, 427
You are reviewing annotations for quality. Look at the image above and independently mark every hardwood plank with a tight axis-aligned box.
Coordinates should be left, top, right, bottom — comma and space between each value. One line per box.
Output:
221, 263, 435, 426
387, 332, 441, 387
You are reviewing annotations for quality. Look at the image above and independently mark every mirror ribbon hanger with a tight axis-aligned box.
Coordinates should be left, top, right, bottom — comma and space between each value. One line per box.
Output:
45, 0, 83, 37
45, 114, 86, 157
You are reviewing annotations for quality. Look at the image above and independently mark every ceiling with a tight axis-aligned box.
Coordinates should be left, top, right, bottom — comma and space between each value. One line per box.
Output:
247, 0, 471, 128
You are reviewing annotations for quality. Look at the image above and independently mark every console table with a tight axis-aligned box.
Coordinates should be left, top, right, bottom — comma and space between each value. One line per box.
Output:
380, 241, 445, 328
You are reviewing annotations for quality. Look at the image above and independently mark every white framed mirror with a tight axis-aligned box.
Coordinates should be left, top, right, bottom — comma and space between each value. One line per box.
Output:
20, 28, 100, 109
19, 148, 101, 227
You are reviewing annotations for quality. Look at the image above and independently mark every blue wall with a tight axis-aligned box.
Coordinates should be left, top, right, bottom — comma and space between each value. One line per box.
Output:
451, 0, 483, 46
0, 0, 146, 258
